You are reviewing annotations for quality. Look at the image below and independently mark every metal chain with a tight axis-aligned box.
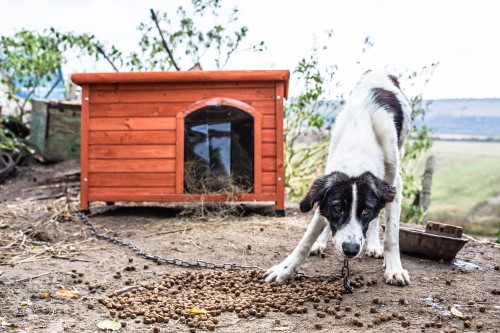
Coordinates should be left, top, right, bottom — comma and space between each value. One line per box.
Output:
342, 259, 353, 293
72, 211, 259, 271
73, 211, 350, 288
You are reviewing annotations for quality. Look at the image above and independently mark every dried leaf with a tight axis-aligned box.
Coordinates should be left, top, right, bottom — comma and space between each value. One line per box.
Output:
31, 247, 42, 252
97, 320, 121, 331
20, 300, 31, 307
274, 327, 289, 331
1, 320, 18, 328
450, 307, 464, 318
57, 289, 78, 298
187, 308, 206, 315
40, 291, 50, 298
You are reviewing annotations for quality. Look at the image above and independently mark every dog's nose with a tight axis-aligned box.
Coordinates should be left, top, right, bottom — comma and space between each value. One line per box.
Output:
342, 242, 360, 257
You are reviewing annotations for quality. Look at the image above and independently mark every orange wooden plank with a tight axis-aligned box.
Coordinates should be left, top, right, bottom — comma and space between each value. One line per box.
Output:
89, 187, 176, 196
90, 103, 185, 118
262, 157, 277, 172
262, 115, 276, 129
89, 131, 176, 145
88, 192, 277, 203
262, 143, 276, 157
262, 129, 276, 143
89, 145, 175, 159
89, 117, 176, 131
175, 115, 184, 194
262, 172, 277, 186
89, 88, 276, 104
275, 82, 286, 212
80, 85, 90, 210
262, 186, 277, 193
89, 173, 175, 187
91, 81, 276, 91
253, 111, 262, 194
89, 100, 277, 118
89, 159, 175, 173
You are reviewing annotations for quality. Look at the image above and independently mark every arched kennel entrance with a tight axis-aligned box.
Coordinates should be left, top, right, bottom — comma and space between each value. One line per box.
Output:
176, 98, 262, 195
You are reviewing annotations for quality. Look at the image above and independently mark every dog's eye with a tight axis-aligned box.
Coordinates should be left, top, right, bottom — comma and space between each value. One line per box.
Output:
333, 204, 342, 213
362, 208, 372, 216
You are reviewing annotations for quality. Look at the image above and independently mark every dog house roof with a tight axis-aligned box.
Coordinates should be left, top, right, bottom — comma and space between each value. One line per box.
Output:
72, 70, 290, 99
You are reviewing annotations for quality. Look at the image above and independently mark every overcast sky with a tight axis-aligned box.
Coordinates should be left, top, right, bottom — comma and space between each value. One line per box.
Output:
2, 0, 499, 100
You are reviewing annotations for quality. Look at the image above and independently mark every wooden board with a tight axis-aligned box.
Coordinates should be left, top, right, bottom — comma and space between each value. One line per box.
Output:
89, 145, 175, 159
262, 172, 277, 186
88, 192, 277, 203
89, 100, 277, 118
262, 143, 277, 157
89, 88, 276, 104
89, 117, 176, 131
262, 158, 277, 172
88, 159, 175, 173
89, 173, 175, 187
91, 81, 276, 91
89, 131, 176, 145
262, 129, 276, 143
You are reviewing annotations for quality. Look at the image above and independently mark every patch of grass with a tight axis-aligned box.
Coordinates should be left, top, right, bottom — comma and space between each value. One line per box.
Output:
415, 141, 500, 235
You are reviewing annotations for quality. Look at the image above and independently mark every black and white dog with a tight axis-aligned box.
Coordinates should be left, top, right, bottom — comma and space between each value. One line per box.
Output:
264, 70, 411, 286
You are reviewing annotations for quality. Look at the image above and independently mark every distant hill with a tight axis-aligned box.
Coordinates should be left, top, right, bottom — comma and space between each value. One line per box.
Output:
311, 98, 500, 139
415, 98, 500, 138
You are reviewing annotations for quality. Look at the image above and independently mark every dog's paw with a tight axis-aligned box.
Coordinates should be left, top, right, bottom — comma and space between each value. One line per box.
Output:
263, 260, 299, 283
384, 268, 410, 286
366, 245, 384, 258
310, 240, 327, 256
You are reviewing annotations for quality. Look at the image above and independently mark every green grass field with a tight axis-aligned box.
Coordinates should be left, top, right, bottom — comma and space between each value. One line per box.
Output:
415, 141, 500, 236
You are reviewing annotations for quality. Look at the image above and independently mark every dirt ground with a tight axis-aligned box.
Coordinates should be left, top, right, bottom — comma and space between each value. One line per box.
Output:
1, 161, 499, 333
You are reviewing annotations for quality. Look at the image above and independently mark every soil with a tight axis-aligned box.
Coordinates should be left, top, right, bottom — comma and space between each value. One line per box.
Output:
1, 161, 499, 333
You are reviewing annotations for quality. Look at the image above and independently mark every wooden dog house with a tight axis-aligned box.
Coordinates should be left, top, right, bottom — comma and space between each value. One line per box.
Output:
71, 70, 289, 215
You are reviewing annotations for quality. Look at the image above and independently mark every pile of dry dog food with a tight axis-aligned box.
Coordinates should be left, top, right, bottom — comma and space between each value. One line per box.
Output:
99, 269, 369, 332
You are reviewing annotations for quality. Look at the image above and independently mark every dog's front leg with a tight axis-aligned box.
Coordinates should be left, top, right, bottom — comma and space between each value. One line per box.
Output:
264, 209, 327, 283
365, 215, 383, 258
383, 174, 410, 285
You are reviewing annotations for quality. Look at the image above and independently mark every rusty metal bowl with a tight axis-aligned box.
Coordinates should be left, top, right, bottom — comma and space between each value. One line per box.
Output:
398, 226, 468, 261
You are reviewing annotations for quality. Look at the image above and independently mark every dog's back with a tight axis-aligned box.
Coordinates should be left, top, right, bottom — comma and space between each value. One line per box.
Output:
326, 70, 412, 184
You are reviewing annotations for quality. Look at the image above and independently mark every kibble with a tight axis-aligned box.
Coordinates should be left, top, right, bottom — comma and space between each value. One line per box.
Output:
153, 327, 160, 333
314, 323, 323, 330
479, 305, 486, 312
477, 321, 484, 329
445, 280, 451, 285
464, 320, 471, 328
372, 298, 380, 304
95, 269, 366, 332
402, 320, 410, 328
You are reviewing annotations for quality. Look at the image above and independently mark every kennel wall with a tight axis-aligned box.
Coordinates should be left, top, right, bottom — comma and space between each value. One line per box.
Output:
71, 70, 289, 214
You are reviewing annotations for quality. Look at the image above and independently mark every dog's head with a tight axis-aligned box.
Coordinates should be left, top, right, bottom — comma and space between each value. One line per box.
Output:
300, 171, 396, 258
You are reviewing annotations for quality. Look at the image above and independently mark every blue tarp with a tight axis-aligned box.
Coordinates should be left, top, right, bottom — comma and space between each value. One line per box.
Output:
13, 67, 66, 100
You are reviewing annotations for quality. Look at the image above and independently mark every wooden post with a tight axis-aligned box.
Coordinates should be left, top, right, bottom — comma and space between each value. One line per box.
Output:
80, 85, 90, 211
421, 155, 435, 212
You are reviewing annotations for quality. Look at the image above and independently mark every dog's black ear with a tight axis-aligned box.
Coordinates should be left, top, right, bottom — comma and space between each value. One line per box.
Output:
380, 183, 397, 203
300, 176, 328, 212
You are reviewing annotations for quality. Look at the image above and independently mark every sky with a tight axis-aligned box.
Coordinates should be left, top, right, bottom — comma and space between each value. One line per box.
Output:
1, 0, 500, 100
